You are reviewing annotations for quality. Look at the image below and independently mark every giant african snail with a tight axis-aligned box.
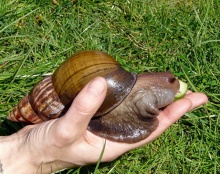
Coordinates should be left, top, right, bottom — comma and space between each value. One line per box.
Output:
8, 50, 181, 143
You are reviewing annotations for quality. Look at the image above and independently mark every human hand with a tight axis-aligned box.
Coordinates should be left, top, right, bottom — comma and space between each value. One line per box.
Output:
0, 77, 208, 174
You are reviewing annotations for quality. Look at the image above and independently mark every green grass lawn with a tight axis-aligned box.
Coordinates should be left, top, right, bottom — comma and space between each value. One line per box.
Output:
0, 0, 219, 173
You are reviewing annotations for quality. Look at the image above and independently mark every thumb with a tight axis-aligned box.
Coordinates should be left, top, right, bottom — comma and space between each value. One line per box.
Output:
57, 77, 107, 138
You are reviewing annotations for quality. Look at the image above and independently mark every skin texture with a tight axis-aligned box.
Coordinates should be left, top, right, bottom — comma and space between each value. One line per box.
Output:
0, 77, 208, 174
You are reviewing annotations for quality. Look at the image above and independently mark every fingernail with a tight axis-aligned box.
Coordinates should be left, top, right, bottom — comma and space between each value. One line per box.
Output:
87, 77, 106, 97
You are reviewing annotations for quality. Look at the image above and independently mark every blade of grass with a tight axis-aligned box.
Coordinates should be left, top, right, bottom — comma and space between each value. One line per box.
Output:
180, 65, 198, 92
94, 140, 106, 174
0, 8, 39, 33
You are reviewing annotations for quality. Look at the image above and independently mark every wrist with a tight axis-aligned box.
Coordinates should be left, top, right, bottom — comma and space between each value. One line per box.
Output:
0, 132, 34, 174
0, 127, 54, 174
0, 125, 75, 174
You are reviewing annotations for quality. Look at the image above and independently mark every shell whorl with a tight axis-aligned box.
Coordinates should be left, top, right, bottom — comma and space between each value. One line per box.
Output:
8, 76, 65, 123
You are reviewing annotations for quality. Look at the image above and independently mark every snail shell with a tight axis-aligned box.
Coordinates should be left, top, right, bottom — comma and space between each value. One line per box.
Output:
8, 51, 136, 123
7, 50, 179, 143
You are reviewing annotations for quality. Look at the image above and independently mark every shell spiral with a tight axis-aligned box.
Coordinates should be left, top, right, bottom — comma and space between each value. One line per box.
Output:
8, 76, 65, 123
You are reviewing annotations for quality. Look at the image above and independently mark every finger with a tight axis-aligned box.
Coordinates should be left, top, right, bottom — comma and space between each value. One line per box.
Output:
144, 92, 208, 143
109, 92, 208, 152
159, 92, 208, 124
186, 90, 192, 94
184, 92, 208, 111
152, 98, 192, 138
118, 98, 193, 152
57, 77, 107, 138
115, 97, 193, 151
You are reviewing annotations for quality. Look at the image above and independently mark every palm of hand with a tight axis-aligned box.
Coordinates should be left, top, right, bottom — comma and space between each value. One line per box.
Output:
14, 78, 207, 173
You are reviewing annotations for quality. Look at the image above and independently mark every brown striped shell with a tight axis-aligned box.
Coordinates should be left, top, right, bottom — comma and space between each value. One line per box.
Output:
8, 50, 136, 123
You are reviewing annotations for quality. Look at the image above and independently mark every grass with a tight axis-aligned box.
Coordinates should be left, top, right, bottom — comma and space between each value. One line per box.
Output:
0, 0, 219, 173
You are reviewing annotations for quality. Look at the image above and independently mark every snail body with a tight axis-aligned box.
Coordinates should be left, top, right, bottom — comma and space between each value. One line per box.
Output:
8, 50, 179, 143
88, 72, 179, 142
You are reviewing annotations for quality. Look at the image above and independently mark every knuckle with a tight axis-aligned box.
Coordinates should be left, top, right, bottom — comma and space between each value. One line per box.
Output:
73, 98, 94, 117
